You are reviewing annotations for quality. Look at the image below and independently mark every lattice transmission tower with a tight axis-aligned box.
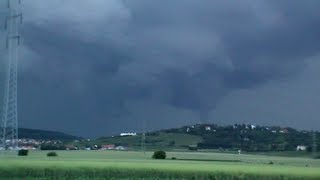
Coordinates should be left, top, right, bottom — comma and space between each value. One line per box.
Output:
0, 0, 22, 150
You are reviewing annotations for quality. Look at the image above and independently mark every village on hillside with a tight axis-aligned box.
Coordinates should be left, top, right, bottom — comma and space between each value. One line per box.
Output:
1, 124, 316, 153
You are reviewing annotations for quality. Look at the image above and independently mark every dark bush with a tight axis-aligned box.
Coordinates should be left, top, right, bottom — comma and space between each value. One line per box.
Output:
171, 157, 177, 160
47, 152, 58, 157
306, 146, 313, 152
18, 149, 29, 156
152, 150, 166, 159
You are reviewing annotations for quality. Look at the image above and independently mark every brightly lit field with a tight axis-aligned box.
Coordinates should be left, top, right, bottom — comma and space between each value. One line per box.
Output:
0, 150, 320, 179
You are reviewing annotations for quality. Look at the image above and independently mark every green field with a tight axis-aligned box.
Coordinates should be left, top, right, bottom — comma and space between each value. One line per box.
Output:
0, 150, 320, 179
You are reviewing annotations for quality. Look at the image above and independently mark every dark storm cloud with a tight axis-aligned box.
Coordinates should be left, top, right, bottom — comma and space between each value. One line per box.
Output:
16, 0, 320, 136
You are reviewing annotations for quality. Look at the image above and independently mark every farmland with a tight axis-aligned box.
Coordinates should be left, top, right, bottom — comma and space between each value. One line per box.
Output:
0, 150, 320, 179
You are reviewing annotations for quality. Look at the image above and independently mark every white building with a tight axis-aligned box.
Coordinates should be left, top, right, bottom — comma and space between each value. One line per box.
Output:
296, 145, 307, 151
116, 146, 126, 150
120, 132, 137, 136
205, 126, 211, 131
250, 125, 256, 129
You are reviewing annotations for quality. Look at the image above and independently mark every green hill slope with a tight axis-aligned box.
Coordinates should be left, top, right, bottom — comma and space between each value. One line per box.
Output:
95, 124, 320, 152
97, 132, 202, 148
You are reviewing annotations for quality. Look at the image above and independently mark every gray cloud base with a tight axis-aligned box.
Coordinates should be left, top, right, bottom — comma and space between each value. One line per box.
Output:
11, 0, 320, 137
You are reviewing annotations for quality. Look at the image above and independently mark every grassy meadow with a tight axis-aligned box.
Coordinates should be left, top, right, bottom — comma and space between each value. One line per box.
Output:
0, 150, 319, 179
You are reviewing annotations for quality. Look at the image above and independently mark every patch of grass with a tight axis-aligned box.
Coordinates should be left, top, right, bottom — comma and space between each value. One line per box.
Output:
0, 166, 314, 180
176, 158, 241, 163
0, 150, 320, 179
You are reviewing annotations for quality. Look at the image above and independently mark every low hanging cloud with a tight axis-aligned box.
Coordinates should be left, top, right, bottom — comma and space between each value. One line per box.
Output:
12, 0, 320, 136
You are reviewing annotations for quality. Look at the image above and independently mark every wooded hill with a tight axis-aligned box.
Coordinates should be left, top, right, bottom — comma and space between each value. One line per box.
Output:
97, 124, 319, 152
19, 128, 81, 141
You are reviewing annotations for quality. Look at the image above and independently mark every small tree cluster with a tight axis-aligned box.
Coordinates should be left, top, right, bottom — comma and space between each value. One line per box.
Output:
47, 152, 58, 157
18, 149, 29, 156
152, 150, 166, 159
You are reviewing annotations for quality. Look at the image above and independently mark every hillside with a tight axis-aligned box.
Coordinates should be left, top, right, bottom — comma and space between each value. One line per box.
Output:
163, 124, 320, 152
96, 124, 320, 152
96, 132, 202, 149
19, 128, 81, 141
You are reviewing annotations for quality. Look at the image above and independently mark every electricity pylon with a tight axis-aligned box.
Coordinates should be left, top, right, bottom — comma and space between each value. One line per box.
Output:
0, 0, 22, 150
141, 119, 146, 154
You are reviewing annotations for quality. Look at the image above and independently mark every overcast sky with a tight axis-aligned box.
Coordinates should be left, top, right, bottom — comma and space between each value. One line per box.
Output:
2, 0, 320, 137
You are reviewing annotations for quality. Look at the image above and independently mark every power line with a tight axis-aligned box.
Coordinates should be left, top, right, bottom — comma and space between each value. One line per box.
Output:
141, 119, 146, 154
313, 131, 317, 158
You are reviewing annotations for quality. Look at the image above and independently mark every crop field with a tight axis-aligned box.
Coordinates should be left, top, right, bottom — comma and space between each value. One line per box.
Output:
0, 150, 320, 179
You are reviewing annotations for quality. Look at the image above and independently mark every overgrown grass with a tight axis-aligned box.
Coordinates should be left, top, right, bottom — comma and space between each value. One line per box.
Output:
0, 164, 318, 179
0, 150, 320, 179
0, 170, 314, 179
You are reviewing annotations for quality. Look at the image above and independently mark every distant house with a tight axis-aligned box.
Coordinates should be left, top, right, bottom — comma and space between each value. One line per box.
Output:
116, 146, 126, 150
205, 126, 211, 131
297, 145, 307, 151
101, 144, 115, 150
280, 129, 289, 134
19, 146, 36, 150
120, 132, 137, 136
250, 125, 256, 129
91, 145, 99, 150
66, 145, 78, 150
